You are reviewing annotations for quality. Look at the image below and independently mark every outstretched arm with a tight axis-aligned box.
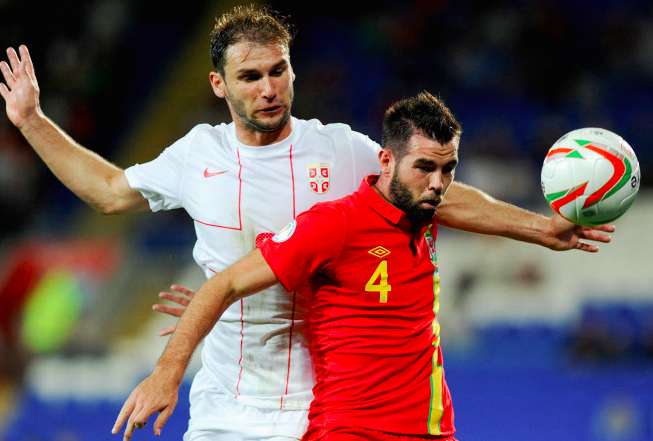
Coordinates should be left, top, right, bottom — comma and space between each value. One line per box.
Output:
112, 249, 277, 440
439, 181, 614, 252
0, 45, 146, 214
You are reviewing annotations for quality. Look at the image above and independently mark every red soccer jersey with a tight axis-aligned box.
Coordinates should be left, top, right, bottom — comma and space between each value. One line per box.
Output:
260, 175, 454, 439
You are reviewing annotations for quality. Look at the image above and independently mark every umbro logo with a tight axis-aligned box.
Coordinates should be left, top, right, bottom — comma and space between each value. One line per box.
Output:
203, 168, 227, 178
368, 246, 391, 258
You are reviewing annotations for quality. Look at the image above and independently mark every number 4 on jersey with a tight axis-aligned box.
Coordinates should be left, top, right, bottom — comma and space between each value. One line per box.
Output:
365, 260, 392, 303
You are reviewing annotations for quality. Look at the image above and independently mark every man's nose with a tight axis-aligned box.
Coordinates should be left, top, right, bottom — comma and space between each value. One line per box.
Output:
429, 171, 443, 194
260, 76, 275, 100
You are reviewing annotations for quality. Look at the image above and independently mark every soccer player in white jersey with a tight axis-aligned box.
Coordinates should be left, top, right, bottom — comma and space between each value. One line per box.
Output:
0, 5, 613, 441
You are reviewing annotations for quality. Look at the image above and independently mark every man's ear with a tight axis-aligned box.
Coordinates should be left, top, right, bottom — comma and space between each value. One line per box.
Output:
209, 71, 226, 98
379, 148, 394, 178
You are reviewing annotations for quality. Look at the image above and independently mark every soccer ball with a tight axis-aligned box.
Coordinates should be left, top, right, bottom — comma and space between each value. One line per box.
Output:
541, 127, 640, 226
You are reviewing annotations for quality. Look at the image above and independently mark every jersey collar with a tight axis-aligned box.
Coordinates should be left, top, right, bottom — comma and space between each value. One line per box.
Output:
229, 116, 299, 153
359, 175, 407, 226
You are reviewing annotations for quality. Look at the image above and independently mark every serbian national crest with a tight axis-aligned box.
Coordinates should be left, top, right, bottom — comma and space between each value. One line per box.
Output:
308, 163, 330, 194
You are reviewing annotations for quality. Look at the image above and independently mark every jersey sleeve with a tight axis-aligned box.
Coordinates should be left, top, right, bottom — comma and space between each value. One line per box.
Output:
123, 128, 195, 211
351, 131, 381, 180
259, 204, 347, 293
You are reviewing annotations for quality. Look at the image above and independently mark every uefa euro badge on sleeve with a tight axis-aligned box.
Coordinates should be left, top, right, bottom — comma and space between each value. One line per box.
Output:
272, 220, 297, 243
308, 163, 330, 194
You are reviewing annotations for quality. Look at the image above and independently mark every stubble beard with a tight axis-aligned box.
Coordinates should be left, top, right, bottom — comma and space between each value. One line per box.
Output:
389, 170, 436, 227
229, 87, 293, 134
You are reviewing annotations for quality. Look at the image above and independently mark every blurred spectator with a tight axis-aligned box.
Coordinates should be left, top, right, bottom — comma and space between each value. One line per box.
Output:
0, 120, 38, 238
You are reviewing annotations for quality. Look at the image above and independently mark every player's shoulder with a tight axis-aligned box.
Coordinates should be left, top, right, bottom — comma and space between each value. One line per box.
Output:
294, 117, 357, 143
186, 122, 230, 138
294, 118, 379, 154
178, 122, 232, 150
297, 117, 353, 134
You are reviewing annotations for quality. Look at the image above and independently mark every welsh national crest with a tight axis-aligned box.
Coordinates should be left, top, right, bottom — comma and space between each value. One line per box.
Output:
308, 163, 330, 194
425, 227, 438, 266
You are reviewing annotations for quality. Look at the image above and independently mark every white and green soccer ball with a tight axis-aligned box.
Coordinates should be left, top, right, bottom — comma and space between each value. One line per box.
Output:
541, 127, 640, 226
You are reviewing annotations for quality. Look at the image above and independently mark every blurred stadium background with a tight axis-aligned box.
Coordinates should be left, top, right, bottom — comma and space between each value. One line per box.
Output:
0, 0, 652, 440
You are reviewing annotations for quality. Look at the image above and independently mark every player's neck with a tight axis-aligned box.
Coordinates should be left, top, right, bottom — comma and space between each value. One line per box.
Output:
374, 174, 393, 202
233, 118, 293, 146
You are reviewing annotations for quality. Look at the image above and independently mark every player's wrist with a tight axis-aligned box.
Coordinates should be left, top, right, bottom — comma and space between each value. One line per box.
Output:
17, 107, 46, 132
510, 212, 551, 247
152, 360, 186, 386
536, 215, 560, 249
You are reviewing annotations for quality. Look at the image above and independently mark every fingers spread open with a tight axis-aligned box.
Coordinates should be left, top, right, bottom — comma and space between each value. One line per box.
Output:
158, 291, 191, 306
152, 303, 185, 317
576, 241, 598, 253
591, 224, 616, 233
579, 227, 612, 243
170, 284, 195, 298
132, 406, 153, 430
154, 405, 175, 436
112, 395, 136, 435
0, 61, 15, 87
6, 47, 20, 72
123, 405, 144, 441
19, 45, 35, 78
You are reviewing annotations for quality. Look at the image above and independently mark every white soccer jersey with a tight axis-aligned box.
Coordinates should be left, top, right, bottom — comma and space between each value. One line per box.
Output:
125, 117, 380, 416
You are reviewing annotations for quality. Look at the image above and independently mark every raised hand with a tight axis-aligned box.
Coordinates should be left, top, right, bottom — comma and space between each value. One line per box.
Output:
153, 284, 195, 336
0, 45, 41, 129
543, 212, 615, 252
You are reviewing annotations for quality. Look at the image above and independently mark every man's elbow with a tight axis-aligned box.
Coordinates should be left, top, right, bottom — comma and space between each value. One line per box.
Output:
98, 202, 124, 215
99, 175, 147, 215
96, 196, 142, 215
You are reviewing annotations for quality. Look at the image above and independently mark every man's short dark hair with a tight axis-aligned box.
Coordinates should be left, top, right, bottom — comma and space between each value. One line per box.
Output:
209, 4, 293, 75
382, 91, 462, 159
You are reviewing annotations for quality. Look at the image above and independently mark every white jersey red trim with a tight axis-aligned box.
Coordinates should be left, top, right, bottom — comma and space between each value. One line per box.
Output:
125, 117, 380, 415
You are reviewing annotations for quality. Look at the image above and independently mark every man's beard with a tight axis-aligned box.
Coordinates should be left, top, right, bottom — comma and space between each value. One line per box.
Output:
228, 87, 293, 133
389, 171, 437, 226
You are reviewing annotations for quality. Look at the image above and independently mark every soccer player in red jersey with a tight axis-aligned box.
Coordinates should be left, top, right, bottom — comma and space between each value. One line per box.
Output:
112, 92, 612, 440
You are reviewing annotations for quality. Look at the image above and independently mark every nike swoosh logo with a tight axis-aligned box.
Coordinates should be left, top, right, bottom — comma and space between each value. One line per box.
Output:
203, 168, 227, 178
